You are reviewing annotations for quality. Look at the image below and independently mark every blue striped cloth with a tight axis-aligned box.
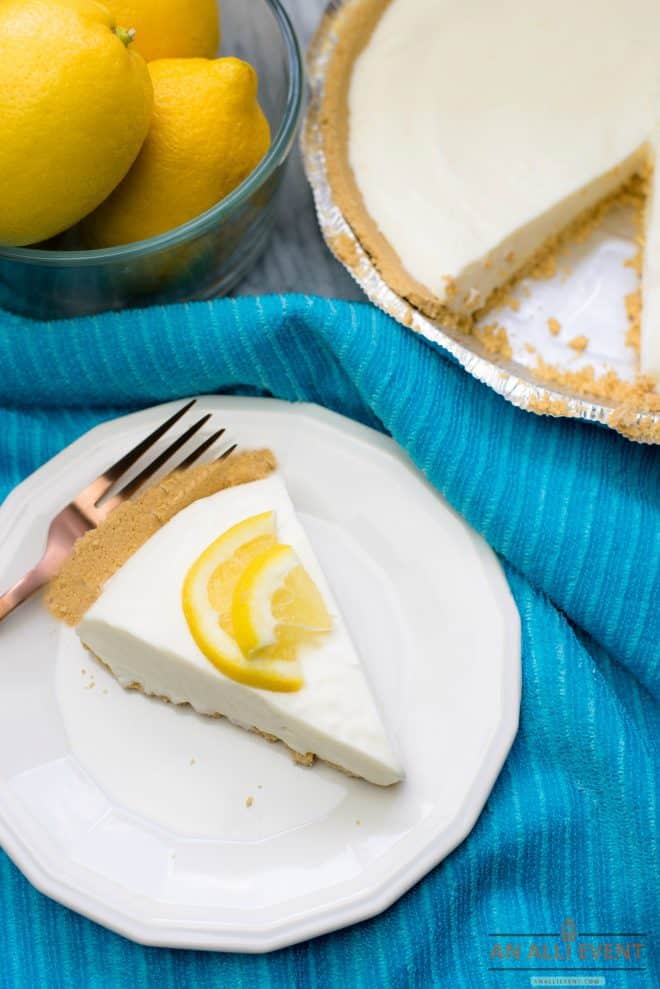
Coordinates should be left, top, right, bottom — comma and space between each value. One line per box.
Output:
0, 295, 657, 988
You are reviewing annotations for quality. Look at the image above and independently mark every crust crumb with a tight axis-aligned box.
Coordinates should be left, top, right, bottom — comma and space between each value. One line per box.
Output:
329, 232, 360, 270
526, 393, 571, 418
293, 750, 315, 767
547, 317, 561, 336
608, 399, 660, 442
568, 335, 589, 352
474, 322, 512, 360
530, 254, 558, 281
442, 274, 458, 299
625, 289, 642, 354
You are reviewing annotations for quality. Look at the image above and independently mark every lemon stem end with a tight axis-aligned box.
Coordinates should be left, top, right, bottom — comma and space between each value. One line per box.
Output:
114, 26, 136, 48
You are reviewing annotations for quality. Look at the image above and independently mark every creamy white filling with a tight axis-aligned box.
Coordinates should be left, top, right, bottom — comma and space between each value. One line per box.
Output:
77, 475, 403, 787
348, 0, 660, 333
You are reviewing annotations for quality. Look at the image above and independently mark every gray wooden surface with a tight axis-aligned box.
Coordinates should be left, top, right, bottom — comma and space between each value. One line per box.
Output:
236, 0, 363, 301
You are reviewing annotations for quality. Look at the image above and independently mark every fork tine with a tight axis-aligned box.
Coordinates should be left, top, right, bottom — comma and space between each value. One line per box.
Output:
218, 442, 237, 461
177, 428, 226, 471
106, 412, 212, 505
84, 399, 197, 506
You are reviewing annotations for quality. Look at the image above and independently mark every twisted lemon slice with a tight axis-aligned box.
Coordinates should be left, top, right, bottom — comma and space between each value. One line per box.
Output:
182, 512, 332, 691
232, 544, 332, 656
182, 512, 303, 691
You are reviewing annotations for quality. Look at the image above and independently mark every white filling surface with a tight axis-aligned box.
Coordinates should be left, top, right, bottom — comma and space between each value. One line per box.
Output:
77, 475, 403, 786
349, 0, 660, 376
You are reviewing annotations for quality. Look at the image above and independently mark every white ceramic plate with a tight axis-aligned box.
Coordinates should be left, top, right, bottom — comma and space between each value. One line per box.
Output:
0, 397, 520, 952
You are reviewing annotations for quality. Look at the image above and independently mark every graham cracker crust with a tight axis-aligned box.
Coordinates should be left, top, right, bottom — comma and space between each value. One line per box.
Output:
46, 449, 276, 627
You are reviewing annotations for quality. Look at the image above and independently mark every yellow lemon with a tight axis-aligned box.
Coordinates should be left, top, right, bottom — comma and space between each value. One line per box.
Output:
232, 544, 332, 658
0, 0, 153, 247
103, 0, 220, 62
182, 513, 304, 692
84, 57, 271, 247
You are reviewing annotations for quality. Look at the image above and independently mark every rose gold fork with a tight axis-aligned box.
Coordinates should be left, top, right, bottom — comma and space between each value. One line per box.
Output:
0, 399, 236, 623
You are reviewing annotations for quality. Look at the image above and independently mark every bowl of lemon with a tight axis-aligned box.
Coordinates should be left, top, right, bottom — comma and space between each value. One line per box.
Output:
0, 0, 303, 318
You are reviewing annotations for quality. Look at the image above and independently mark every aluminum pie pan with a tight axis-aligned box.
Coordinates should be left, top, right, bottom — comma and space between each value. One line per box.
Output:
301, 0, 660, 443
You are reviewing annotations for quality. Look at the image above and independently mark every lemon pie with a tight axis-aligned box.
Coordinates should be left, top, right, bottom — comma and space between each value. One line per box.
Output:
74, 472, 403, 786
322, 0, 660, 378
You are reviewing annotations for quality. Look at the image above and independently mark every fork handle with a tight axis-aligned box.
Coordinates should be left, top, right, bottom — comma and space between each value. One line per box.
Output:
0, 562, 54, 622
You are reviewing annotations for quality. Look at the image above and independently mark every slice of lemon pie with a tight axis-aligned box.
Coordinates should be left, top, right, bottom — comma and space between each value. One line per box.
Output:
70, 468, 403, 786
322, 0, 660, 378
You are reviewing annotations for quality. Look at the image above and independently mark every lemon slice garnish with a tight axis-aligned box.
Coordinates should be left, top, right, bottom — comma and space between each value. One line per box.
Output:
182, 512, 304, 692
232, 543, 333, 657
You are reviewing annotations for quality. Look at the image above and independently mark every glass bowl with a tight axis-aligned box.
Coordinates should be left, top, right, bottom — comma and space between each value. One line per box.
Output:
0, 0, 303, 320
